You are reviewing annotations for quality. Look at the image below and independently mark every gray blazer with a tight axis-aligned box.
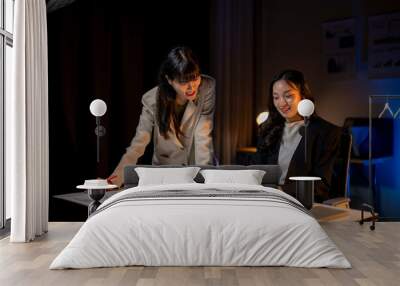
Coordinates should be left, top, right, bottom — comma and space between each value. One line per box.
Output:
111, 75, 216, 186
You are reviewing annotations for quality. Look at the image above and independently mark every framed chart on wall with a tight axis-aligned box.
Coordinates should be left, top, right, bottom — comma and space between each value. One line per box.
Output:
368, 12, 400, 78
322, 18, 356, 79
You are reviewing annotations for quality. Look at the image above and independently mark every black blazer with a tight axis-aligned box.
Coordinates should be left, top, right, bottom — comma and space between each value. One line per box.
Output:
255, 116, 341, 202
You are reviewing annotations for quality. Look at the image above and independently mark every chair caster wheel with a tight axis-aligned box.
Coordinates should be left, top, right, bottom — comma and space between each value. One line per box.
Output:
370, 225, 375, 231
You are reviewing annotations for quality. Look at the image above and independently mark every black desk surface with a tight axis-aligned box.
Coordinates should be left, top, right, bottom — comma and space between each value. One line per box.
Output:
53, 190, 119, 207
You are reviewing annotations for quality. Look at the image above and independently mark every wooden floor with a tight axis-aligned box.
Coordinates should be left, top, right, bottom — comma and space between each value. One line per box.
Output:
0, 221, 399, 286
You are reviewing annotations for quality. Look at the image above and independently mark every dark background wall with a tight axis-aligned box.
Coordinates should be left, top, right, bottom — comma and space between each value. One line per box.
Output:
48, 0, 400, 221
253, 0, 400, 219
47, 0, 211, 220
256, 0, 400, 126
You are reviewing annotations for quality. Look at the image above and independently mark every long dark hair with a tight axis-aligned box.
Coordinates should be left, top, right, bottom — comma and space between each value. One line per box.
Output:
157, 47, 201, 139
258, 69, 314, 150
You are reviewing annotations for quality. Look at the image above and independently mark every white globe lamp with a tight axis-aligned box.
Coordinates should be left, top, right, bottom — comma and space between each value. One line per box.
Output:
90, 99, 107, 117
256, 111, 269, 125
297, 99, 314, 117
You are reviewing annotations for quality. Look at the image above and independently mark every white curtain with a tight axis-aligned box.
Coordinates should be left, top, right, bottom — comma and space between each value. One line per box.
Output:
6, 0, 49, 242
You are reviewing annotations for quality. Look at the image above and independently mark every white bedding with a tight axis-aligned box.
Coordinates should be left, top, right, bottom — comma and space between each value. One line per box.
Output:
50, 183, 351, 269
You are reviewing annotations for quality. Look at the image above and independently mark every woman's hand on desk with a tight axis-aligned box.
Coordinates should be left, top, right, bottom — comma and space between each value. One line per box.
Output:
106, 175, 123, 190
106, 175, 117, 185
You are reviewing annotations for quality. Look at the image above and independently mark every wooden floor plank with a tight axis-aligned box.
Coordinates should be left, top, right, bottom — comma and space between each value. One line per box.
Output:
0, 222, 399, 286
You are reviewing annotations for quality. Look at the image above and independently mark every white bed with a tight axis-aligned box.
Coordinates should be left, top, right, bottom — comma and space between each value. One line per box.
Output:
50, 183, 351, 269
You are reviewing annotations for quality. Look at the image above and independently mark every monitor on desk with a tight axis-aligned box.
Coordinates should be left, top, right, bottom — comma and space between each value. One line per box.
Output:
343, 117, 393, 160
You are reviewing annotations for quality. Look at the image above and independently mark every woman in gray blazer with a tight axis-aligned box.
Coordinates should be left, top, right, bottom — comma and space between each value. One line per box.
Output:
109, 47, 215, 186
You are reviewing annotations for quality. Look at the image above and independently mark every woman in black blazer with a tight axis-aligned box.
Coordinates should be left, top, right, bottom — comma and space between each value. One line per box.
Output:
255, 70, 340, 202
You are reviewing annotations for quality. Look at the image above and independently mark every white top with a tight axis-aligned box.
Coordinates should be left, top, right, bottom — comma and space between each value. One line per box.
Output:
289, 176, 321, 181
77, 184, 118, 190
77, 179, 117, 190
278, 120, 304, 184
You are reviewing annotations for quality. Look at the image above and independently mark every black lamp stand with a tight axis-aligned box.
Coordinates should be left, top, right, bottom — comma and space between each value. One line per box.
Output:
94, 116, 106, 163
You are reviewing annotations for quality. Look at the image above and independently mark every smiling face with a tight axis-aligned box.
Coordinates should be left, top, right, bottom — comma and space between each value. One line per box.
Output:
272, 79, 303, 122
168, 75, 202, 105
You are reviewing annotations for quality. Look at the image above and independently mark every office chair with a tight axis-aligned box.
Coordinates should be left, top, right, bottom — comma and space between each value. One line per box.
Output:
323, 130, 352, 208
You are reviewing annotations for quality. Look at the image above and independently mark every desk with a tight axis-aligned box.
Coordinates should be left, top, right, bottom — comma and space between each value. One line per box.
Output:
53, 190, 120, 219
236, 146, 256, 165
54, 190, 119, 207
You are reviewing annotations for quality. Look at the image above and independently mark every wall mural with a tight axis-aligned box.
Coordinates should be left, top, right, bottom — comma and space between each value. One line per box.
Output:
368, 12, 400, 78
322, 18, 356, 79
